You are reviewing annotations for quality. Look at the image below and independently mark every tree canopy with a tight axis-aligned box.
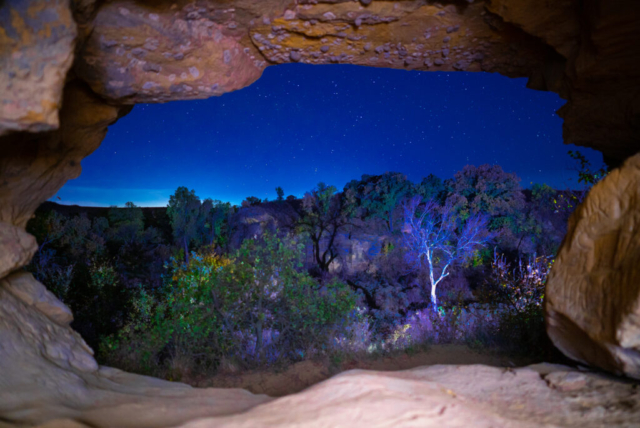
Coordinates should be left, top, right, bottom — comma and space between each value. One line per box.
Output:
343, 172, 414, 232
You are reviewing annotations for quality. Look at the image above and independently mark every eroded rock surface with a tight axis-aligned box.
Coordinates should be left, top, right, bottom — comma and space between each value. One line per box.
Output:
0, 273, 271, 427
69, 0, 639, 163
1, 1, 640, 426
3, 0, 636, 161
0, 0, 77, 135
75, 0, 272, 103
2, 271, 73, 326
546, 153, 640, 379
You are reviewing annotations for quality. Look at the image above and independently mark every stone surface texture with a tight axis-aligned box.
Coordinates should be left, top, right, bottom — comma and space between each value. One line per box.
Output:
0, 222, 37, 278
1, 0, 640, 426
179, 364, 640, 428
0, 275, 271, 426
2, 271, 73, 326
0, 0, 77, 136
546, 153, 640, 379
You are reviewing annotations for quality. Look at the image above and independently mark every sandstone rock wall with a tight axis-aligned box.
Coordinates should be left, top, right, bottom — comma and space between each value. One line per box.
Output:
546, 153, 640, 379
1, 1, 638, 162
1, 0, 640, 426
0, 0, 77, 136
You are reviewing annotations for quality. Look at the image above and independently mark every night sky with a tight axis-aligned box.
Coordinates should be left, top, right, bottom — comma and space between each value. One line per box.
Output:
53, 64, 603, 207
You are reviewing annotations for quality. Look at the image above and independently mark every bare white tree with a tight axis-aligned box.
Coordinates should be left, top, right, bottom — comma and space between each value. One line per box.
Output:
401, 196, 493, 310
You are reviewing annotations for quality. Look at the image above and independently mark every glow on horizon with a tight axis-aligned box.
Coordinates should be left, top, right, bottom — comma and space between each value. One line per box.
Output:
52, 64, 604, 208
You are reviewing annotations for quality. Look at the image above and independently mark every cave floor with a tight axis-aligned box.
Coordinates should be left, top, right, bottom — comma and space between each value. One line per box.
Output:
190, 345, 547, 397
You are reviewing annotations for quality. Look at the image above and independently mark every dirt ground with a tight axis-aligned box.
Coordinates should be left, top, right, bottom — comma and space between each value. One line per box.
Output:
192, 345, 541, 397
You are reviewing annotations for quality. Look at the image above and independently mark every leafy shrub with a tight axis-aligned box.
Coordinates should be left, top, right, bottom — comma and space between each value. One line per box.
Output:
479, 249, 550, 312
101, 234, 359, 377
475, 250, 554, 357
331, 308, 373, 354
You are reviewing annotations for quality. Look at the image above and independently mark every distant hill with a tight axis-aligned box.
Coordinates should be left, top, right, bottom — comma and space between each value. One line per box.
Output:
37, 201, 173, 241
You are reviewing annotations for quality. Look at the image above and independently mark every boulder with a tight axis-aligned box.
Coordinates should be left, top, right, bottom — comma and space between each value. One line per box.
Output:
0, 277, 271, 426
2, 271, 73, 326
0, 222, 37, 278
546, 153, 640, 379
0, 0, 77, 135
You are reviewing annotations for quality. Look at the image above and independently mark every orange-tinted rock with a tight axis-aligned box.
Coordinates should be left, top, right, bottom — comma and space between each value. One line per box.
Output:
486, 0, 579, 58
69, 0, 639, 162
250, 1, 550, 77
1, 2, 640, 424
0, 0, 77, 135
546, 153, 640, 379
558, 2, 640, 164
75, 0, 279, 103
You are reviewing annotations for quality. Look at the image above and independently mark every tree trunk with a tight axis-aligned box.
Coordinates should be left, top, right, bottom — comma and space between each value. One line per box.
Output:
426, 251, 438, 311
430, 281, 438, 312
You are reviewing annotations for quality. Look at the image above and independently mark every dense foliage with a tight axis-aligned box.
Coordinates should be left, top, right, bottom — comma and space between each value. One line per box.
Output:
343, 172, 413, 232
25, 153, 603, 379
101, 234, 357, 377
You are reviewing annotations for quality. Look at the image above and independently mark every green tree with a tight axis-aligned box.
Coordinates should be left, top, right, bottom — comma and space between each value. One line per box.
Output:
568, 150, 608, 186
27, 210, 66, 253
275, 186, 285, 201
552, 151, 609, 214
531, 183, 556, 209
446, 164, 525, 232
343, 172, 414, 232
103, 234, 357, 371
416, 174, 446, 204
241, 196, 262, 207
167, 187, 202, 263
200, 198, 232, 248
297, 182, 352, 272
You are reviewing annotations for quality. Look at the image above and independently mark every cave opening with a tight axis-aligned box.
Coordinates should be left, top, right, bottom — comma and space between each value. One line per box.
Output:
2, 0, 640, 425
27, 63, 605, 391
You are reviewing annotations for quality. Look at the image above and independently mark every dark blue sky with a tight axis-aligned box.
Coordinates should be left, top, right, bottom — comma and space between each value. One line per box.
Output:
54, 64, 603, 207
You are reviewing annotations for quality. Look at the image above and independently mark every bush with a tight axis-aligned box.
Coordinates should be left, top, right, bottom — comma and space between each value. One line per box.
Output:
479, 249, 550, 312
475, 250, 554, 357
100, 234, 359, 378
373, 249, 554, 357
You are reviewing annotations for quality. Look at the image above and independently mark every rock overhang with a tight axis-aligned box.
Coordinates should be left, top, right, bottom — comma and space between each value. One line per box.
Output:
1, 1, 640, 426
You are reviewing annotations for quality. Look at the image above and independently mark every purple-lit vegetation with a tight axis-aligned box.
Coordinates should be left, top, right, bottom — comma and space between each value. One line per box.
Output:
25, 154, 602, 380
